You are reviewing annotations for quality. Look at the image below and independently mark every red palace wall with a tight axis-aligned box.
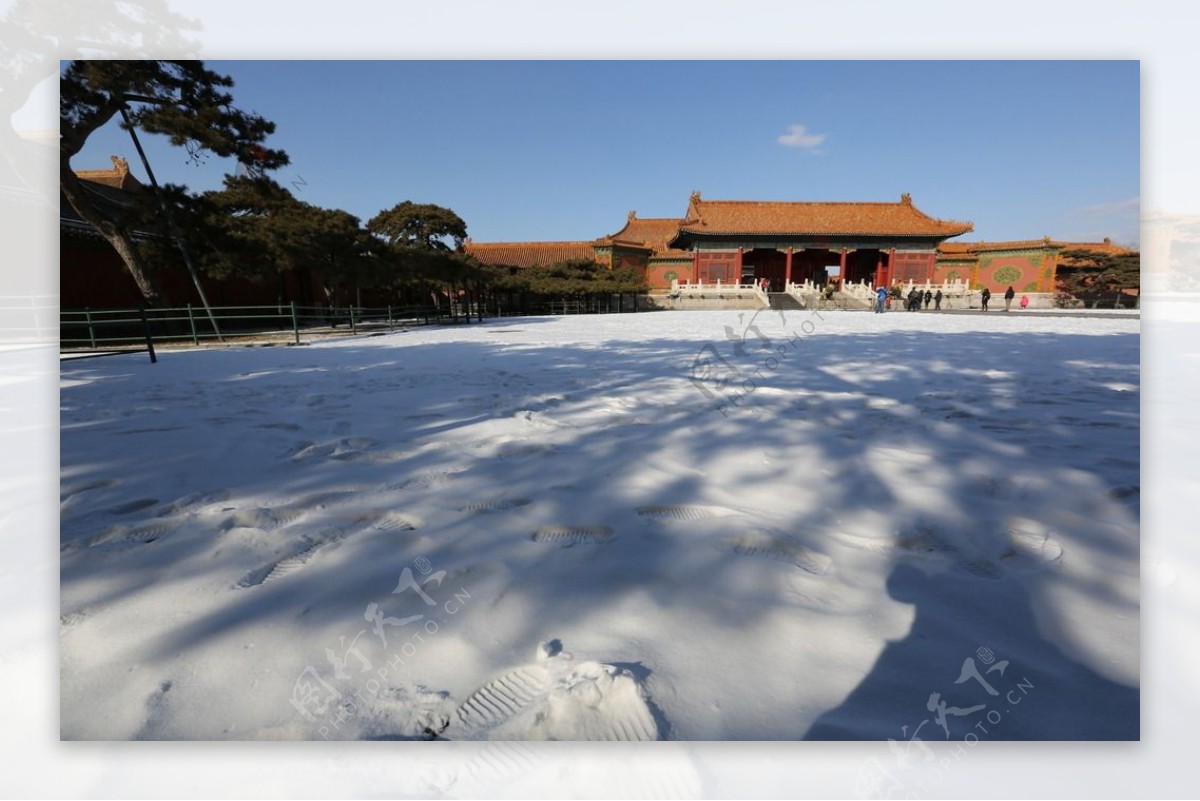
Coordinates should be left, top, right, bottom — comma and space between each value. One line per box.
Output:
975, 254, 1053, 293
61, 239, 156, 309
613, 253, 646, 272
646, 261, 688, 290
932, 261, 972, 284
890, 252, 935, 284
62, 237, 331, 310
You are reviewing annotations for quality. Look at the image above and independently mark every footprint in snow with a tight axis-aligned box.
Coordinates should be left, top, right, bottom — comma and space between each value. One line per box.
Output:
635, 504, 742, 522
235, 540, 328, 588
105, 498, 159, 516
833, 523, 1006, 581
86, 521, 178, 549
220, 505, 306, 533
531, 525, 614, 546
727, 531, 832, 575
60, 478, 118, 506
439, 641, 659, 741
458, 498, 533, 513
386, 468, 466, 491
998, 518, 1064, 574
156, 489, 233, 517
233, 512, 413, 589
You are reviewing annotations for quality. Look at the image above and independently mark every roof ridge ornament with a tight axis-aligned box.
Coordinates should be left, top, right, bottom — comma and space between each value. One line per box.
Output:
900, 192, 912, 205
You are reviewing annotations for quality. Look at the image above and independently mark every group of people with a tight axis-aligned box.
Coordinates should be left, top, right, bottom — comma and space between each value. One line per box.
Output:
981, 286, 1030, 312
874, 284, 1030, 313
874, 286, 943, 313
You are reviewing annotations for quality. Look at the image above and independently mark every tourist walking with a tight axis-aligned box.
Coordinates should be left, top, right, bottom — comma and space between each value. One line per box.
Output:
934, 289, 943, 310
907, 288, 921, 311
1004, 285, 1016, 311
1020, 294, 1029, 310
923, 290, 933, 310
875, 285, 888, 313
981, 287, 991, 311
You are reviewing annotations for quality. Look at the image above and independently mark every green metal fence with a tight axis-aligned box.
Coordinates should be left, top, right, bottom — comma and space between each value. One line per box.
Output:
60, 302, 440, 356
60, 294, 650, 363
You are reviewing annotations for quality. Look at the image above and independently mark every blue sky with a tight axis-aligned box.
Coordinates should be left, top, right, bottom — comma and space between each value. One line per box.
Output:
70, 60, 1141, 247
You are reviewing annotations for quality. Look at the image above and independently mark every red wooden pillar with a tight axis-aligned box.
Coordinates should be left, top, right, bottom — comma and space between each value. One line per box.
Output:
875, 252, 884, 287
925, 252, 936, 283
736, 247, 744, 285
691, 249, 699, 285
838, 249, 847, 289
785, 247, 793, 287
887, 247, 896, 287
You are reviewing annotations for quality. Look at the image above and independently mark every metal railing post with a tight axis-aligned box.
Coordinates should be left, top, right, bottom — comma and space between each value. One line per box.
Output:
139, 306, 158, 364
187, 303, 199, 345
349, 305, 357, 334
84, 307, 96, 349
291, 302, 300, 345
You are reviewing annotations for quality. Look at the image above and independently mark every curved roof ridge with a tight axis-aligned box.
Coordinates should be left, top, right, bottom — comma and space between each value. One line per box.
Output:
673, 192, 974, 241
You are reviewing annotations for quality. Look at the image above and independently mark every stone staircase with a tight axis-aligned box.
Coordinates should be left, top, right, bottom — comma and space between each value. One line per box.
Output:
768, 293, 806, 311
833, 291, 874, 311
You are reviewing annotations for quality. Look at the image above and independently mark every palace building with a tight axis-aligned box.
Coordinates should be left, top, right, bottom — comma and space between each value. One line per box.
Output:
466, 191, 1130, 295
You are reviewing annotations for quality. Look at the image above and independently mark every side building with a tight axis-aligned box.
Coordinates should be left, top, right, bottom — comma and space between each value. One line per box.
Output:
935, 237, 1133, 294
62, 156, 333, 309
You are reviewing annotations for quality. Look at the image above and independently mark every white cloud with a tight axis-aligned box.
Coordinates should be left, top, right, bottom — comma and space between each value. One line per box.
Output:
777, 123, 827, 152
1070, 197, 1140, 218
1060, 197, 1141, 247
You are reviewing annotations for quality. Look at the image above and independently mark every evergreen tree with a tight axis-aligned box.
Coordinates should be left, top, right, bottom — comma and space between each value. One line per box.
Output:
60, 60, 288, 305
367, 201, 467, 252
1056, 248, 1140, 305
367, 201, 477, 299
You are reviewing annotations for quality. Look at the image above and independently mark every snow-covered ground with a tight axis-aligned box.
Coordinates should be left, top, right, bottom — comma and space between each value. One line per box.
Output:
59, 309, 1140, 742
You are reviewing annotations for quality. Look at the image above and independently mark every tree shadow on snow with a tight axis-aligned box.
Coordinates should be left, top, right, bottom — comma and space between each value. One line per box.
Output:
58, 313, 1141, 739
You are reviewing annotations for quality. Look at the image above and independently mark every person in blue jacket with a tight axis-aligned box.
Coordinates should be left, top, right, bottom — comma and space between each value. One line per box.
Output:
875, 285, 888, 313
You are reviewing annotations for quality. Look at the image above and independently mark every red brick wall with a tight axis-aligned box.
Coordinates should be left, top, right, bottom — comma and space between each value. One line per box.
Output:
62, 236, 330, 309
932, 261, 972, 284
891, 252, 935, 283
977, 255, 1046, 293
646, 261, 688, 290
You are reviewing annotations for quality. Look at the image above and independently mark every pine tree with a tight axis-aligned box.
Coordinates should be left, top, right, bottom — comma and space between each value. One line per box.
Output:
1056, 248, 1140, 306
60, 60, 288, 305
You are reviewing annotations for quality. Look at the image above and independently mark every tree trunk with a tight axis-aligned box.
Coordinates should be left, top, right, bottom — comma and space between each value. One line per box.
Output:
60, 158, 169, 306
